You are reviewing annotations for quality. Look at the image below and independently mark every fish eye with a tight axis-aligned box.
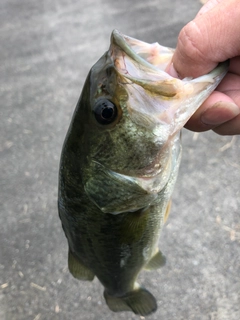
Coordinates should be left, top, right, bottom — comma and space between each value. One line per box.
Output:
94, 99, 117, 125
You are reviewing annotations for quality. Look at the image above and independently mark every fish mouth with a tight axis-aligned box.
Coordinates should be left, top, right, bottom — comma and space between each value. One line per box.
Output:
109, 30, 228, 137
110, 30, 174, 74
110, 29, 178, 97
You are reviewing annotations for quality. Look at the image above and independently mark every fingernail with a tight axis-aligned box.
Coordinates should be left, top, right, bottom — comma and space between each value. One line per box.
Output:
166, 62, 179, 78
201, 101, 240, 126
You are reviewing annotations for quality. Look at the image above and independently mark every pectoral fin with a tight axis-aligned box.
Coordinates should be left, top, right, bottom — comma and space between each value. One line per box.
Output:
164, 200, 171, 223
68, 250, 94, 281
104, 286, 157, 316
145, 250, 166, 270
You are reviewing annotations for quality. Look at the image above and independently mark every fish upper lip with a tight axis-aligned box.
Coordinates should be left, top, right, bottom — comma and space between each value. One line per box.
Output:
108, 29, 181, 132
111, 29, 163, 73
110, 29, 177, 84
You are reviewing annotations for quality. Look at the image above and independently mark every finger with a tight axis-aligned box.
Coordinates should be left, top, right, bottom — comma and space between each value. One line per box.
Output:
184, 91, 240, 132
212, 114, 240, 135
196, 0, 224, 17
229, 56, 240, 75
217, 73, 240, 95
172, 0, 240, 78
216, 72, 240, 108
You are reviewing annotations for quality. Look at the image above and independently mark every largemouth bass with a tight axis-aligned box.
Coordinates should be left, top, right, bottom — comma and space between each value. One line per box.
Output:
58, 30, 228, 316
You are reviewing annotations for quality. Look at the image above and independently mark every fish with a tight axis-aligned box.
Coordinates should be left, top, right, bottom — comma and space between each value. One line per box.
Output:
58, 30, 228, 316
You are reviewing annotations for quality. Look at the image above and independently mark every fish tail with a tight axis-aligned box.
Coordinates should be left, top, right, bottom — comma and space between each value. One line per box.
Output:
104, 286, 157, 316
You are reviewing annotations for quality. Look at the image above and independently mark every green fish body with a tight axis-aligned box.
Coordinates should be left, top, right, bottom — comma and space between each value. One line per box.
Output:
58, 30, 228, 316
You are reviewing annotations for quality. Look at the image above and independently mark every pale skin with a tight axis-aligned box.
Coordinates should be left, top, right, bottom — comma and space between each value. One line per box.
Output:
166, 0, 240, 135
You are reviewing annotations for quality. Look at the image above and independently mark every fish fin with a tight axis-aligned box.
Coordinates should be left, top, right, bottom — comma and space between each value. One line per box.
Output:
68, 250, 94, 281
103, 291, 131, 313
104, 286, 157, 316
164, 200, 171, 223
145, 250, 166, 270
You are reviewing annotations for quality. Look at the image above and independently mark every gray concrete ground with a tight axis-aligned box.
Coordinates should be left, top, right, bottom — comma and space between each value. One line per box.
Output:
0, 0, 239, 319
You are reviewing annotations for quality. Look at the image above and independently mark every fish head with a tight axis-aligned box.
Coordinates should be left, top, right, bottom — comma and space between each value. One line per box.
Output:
72, 30, 228, 213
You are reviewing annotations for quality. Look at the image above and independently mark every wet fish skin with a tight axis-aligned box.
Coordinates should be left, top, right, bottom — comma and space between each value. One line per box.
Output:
58, 30, 228, 316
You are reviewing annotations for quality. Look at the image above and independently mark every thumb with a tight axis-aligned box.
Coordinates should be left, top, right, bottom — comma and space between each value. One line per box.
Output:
171, 0, 240, 78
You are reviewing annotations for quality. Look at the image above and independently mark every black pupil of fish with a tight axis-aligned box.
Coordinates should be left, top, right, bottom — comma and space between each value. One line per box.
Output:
95, 100, 117, 124
102, 105, 113, 119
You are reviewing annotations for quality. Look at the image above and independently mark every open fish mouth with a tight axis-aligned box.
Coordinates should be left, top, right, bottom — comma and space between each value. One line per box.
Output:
110, 29, 177, 90
109, 29, 228, 137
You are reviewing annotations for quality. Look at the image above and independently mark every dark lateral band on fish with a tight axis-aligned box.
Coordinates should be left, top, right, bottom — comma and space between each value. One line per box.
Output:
58, 30, 228, 316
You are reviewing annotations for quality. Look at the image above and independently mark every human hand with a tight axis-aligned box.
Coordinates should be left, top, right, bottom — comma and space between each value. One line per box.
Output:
167, 0, 240, 135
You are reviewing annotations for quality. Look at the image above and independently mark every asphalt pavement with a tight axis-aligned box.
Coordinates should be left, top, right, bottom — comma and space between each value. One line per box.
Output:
0, 0, 239, 319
